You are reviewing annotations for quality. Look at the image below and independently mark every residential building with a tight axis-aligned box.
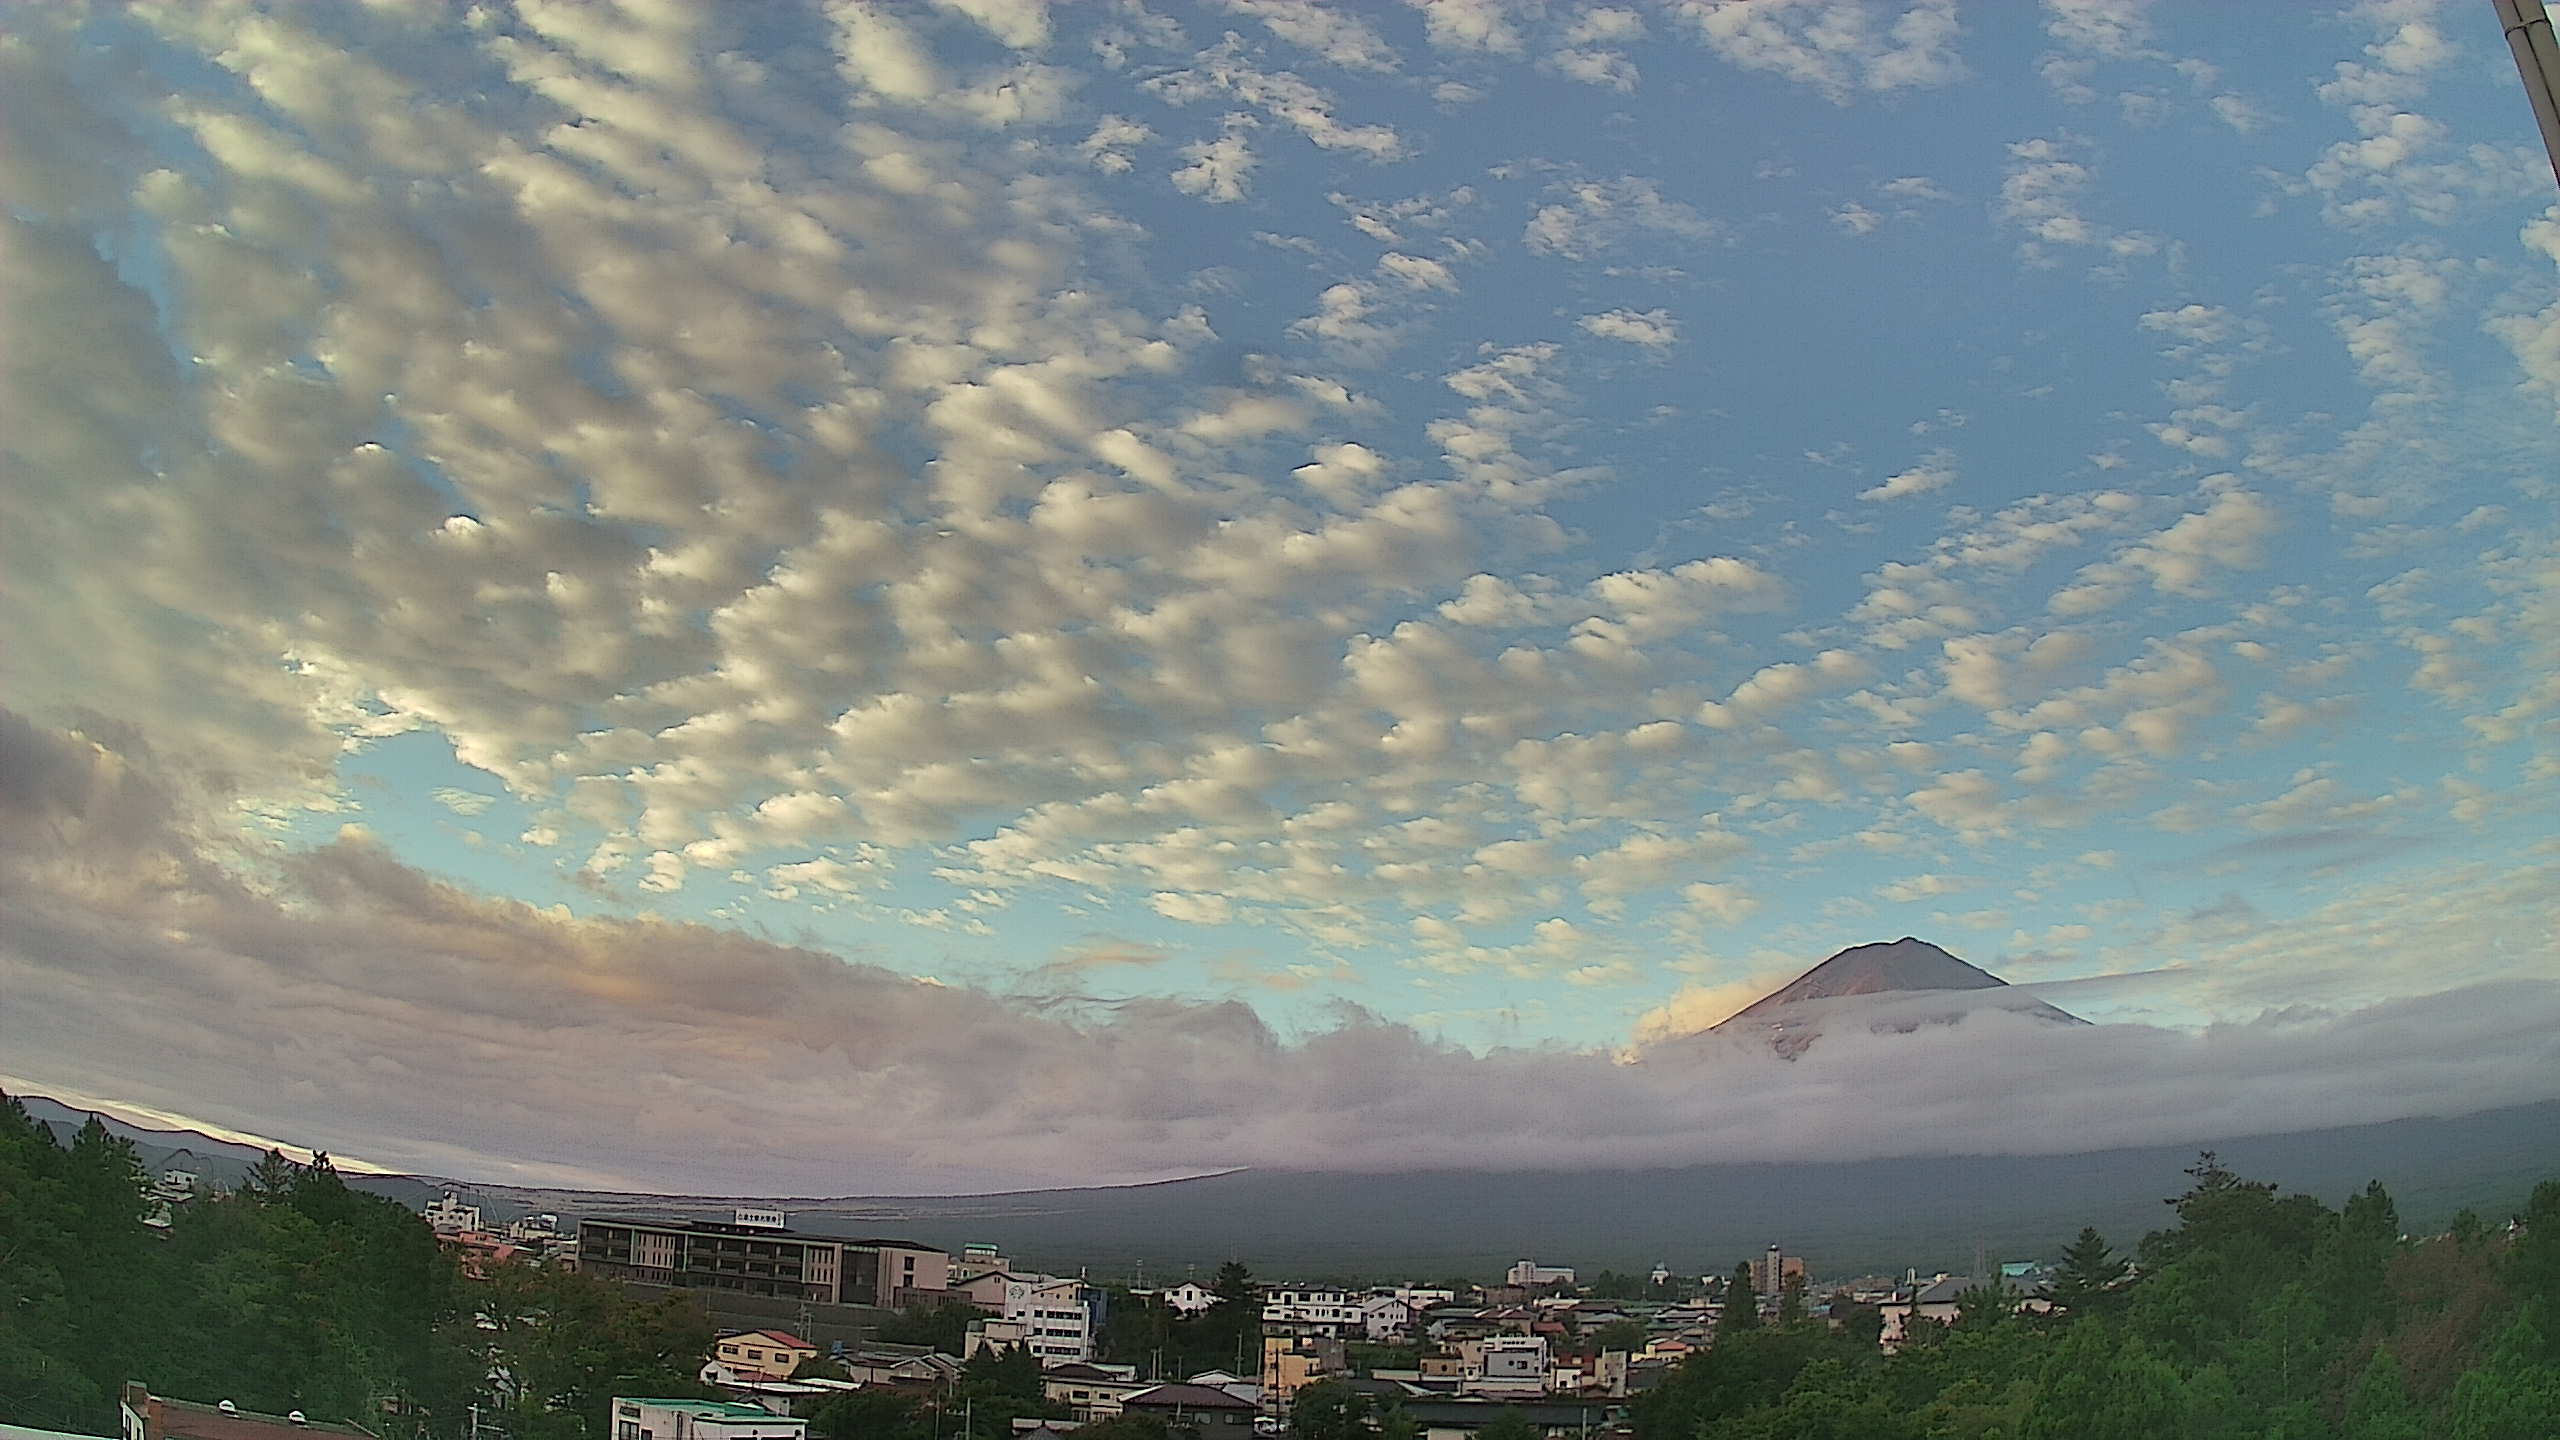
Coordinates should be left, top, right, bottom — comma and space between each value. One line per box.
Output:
948, 1269, 1014, 1310
1182, 1371, 1260, 1407
1459, 1336, 1547, 1399
1042, 1362, 1150, 1421
1259, 1333, 1344, 1408
1262, 1287, 1361, 1332
1877, 1274, 2052, 1351
702, 1378, 862, 1419
1359, 1293, 1415, 1341
832, 1346, 963, 1388
120, 1386, 377, 1440
1158, 1281, 1219, 1315
952, 1244, 1008, 1281
608, 1399, 806, 1440
847, 1240, 951, 1308
712, 1330, 819, 1382
507, 1213, 567, 1248
1119, 1384, 1256, 1440
423, 1193, 481, 1236
963, 1274, 1097, 1364
1504, 1261, 1574, 1289
1006, 1274, 1098, 1364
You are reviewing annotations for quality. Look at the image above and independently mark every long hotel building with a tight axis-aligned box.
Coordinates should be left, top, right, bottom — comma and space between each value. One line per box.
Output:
577, 1214, 948, 1307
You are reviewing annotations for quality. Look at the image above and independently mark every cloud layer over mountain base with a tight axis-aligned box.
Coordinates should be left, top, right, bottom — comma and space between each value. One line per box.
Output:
4, 707, 2555, 1194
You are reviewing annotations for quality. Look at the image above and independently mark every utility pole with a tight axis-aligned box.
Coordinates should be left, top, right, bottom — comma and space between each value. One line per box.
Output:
2497, 0, 2560, 188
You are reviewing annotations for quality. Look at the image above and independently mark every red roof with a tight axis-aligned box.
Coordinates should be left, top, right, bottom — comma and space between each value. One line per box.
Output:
723, 1329, 815, 1352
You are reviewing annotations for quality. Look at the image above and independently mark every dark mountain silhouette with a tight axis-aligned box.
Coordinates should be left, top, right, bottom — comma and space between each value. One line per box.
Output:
1711, 936, 2084, 1056
14, 1091, 2555, 1279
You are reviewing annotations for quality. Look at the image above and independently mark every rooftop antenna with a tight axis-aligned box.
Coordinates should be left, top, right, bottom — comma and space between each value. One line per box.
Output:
2497, 0, 2560, 188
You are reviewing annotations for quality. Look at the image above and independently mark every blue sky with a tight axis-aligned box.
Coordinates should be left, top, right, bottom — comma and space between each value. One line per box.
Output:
2, 0, 2557, 1191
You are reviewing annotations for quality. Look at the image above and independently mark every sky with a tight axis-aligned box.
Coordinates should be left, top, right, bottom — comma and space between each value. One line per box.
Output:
1, 0, 2556, 1194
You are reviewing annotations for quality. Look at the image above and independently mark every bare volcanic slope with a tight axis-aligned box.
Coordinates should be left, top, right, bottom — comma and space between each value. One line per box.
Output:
1711, 937, 2085, 1056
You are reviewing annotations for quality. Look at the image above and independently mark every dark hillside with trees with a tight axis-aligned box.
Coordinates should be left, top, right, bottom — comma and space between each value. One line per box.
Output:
0, 1090, 710, 1440
1624, 1153, 2560, 1439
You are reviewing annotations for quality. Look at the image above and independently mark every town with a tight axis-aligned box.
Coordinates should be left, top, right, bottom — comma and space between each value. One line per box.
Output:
124, 1179, 2064, 1440
5, 1098, 2554, 1440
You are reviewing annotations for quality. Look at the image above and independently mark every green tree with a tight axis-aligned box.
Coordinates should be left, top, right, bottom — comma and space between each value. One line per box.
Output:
1721, 1262, 1760, 1335
2343, 1347, 2425, 1440
2048, 1228, 2127, 1313
2021, 1324, 2183, 1440
811, 1388, 923, 1440
877, 1296, 979, 1352
1777, 1272, 1807, 1328
1287, 1380, 1373, 1440
1591, 1319, 1647, 1354
2444, 1312, 2560, 1439
1473, 1409, 1538, 1440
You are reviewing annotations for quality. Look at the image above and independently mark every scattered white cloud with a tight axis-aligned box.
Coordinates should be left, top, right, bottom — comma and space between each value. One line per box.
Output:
1578, 308, 1679, 349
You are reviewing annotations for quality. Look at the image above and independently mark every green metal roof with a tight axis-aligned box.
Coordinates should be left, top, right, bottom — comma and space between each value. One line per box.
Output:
615, 1401, 790, 1419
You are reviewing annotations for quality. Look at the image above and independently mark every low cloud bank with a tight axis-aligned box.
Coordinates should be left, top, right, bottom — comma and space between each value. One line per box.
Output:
4, 708, 2554, 1194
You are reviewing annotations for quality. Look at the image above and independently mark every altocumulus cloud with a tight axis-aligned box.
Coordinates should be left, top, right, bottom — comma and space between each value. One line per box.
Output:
5, 708, 2556, 1194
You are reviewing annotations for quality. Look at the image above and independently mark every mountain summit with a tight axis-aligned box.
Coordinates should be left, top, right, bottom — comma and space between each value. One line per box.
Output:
1712, 937, 2085, 1056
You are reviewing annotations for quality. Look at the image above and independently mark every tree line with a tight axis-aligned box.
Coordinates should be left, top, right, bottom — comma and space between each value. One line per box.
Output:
1626, 1153, 2560, 1438
0, 1092, 709, 1440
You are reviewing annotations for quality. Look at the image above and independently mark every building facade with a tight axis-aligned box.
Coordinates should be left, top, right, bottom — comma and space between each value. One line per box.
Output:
579, 1217, 864, 1304
1747, 1246, 1806, 1301
610, 1399, 807, 1440
1504, 1261, 1574, 1289
712, 1330, 819, 1382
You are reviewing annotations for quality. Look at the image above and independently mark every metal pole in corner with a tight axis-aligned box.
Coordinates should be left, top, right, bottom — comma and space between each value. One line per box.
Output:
2496, 0, 2560, 189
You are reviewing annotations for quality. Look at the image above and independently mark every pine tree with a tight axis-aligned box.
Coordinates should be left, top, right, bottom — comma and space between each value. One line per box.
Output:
2051, 1227, 2127, 1312
1721, 1263, 1759, 1334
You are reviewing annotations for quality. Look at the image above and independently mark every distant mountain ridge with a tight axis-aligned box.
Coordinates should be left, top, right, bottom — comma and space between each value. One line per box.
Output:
12, 1089, 2556, 1279
1711, 936, 2084, 1056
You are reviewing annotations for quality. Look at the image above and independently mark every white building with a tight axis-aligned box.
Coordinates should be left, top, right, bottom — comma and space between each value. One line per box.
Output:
507, 1212, 565, 1244
611, 1398, 806, 1440
1360, 1293, 1415, 1341
1505, 1260, 1575, 1289
423, 1192, 482, 1235
1158, 1282, 1219, 1315
1263, 1287, 1363, 1332
1000, 1274, 1096, 1363
1463, 1336, 1550, 1398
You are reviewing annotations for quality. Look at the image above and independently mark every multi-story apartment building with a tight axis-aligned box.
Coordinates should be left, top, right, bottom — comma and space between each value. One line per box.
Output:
1006, 1274, 1098, 1363
1262, 1287, 1362, 1331
1259, 1333, 1345, 1408
577, 1214, 951, 1309
423, 1193, 482, 1235
1748, 1245, 1807, 1301
579, 1214, 860, 1303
